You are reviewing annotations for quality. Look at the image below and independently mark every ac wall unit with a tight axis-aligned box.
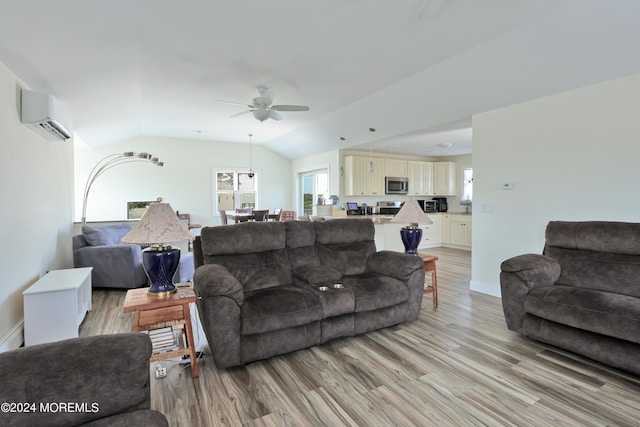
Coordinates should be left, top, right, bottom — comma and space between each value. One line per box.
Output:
20, 89, 73, 141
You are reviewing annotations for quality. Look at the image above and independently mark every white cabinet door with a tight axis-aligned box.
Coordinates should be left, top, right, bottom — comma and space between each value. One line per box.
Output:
408, 161, 425, 195
385, 158, 408, 178
363, 157, 385, 196
408, 161, 434, 195
345, 156, 385, 196
447, 215, 472, 248
433, 162, 457, 196
344, 156, 364, 196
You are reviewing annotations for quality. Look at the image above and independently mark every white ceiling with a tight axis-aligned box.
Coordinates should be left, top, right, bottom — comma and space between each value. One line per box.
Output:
1, 1, 639, 159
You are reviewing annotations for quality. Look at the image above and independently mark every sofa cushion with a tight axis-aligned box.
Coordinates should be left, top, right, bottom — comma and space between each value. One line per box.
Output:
285, 221, 320, 268
342, 273, 409, 313
545, 220, 640, 255
292, 265, 341, 285
314, 218, 374, 245
241, 285, 323, 335
82, 223, 131, 246
524, 285, 640, 344
200, 222, 286, 256
543, 247, 640, 298
209, 249, 293, 292
317, 242, 375, 276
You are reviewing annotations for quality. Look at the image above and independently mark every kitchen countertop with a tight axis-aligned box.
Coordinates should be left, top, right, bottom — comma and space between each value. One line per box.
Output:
325, 211, 471, 224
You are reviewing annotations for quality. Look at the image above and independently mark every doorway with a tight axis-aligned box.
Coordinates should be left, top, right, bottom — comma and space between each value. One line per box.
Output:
299, 169, 329, 216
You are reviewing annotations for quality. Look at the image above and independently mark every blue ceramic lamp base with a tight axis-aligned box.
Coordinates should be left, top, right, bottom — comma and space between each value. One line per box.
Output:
142, 246, 180, 297
400, 226, 422, 255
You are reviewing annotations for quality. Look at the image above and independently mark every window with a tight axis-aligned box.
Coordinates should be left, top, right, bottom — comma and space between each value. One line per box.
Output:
461, 167, 473, 205
214, 169, 258, 213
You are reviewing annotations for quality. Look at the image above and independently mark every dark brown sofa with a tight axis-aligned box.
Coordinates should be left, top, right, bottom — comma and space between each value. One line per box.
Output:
193, 218, 425, 368
500, 221, 640, 376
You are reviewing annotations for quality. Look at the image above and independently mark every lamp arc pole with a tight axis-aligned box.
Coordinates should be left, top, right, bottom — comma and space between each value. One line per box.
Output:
81, 152, 164, 226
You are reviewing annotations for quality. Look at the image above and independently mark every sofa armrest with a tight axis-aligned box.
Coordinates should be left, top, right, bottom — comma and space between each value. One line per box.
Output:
193, 264, 244, 368
0, 333, 163, 427
501, 254, 561, 288
500, 254, 561, 332
367, 250, 424, 281
194, 264, 244, 305
74, 244, 147, 287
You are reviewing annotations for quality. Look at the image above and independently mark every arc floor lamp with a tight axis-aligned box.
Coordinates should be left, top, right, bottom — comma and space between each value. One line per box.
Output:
81, 152, 164, 226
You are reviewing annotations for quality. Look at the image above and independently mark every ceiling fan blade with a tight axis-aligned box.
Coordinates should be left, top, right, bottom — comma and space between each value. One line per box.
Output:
271, 105, 310, 112
229, 110, 251, 118
269, 110, 284, 121
258, 90, 275, 106
216, 99, 253, 108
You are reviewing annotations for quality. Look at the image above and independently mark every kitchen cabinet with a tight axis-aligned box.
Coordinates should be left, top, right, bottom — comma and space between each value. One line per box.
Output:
344, 156, 385, 196
447, 215, 472, 248
384, 158, 408, 178
407, 161, 434, 196
418, 214, 440, 248
433, 162, 457, 196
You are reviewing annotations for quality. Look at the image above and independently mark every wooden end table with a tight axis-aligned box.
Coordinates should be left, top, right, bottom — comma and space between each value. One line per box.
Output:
417, 253, 438, 308
123, 287, 199, 378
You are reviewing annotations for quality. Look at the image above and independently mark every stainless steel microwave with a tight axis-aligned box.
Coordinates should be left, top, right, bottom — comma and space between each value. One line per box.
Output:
385, 176, 409, 195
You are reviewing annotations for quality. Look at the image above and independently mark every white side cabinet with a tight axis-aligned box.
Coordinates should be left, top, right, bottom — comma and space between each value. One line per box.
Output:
23, 267, 92, 346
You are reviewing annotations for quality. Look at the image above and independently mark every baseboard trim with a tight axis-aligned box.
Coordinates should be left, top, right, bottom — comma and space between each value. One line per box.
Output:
0, 320, 24, 352
470, 280, 501, 298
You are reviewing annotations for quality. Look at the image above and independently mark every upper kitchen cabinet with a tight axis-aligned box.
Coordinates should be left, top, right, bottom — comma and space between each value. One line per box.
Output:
344, 156, 385, 196
433, 162, 457, 196
407, 161, 434, 196
384, 158, 408, 178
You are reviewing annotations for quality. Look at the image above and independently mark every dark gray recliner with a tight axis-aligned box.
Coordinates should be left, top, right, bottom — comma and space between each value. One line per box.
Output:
193, 218, 425, 368
0, 333, 168, 427
500, 221, 640, 376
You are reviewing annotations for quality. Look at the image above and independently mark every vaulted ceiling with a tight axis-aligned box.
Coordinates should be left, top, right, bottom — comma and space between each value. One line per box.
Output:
1, 1, 639, 159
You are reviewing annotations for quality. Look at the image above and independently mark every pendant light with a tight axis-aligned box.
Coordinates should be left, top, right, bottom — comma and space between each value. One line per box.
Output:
248, 133, 255, 178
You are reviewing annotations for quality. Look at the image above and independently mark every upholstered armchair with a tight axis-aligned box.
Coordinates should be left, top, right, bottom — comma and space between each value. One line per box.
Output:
0, 333, 168, 426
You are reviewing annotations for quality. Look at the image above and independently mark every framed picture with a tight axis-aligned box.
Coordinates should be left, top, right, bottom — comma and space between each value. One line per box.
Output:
127, 201, 155, 219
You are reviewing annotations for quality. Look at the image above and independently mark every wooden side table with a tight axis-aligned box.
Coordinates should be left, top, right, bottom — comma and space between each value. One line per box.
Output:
123, 287, 199, 378
417, 253, 438, 308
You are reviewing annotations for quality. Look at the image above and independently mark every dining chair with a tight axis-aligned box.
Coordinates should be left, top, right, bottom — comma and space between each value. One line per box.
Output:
235, 208, 250, 222
219, 210, 228, 225
279, 210, 296, 222
252, 209, 269, 222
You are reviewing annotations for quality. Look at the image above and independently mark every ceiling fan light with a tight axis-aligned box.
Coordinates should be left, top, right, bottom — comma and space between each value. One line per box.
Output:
252, 109, 270, 122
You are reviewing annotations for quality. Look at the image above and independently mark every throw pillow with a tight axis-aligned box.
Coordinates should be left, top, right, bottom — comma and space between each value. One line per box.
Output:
82, 223, 131, 246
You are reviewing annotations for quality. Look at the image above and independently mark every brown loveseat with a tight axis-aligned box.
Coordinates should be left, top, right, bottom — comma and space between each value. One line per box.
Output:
500, 221, 640, 376
193, 218, 425, 368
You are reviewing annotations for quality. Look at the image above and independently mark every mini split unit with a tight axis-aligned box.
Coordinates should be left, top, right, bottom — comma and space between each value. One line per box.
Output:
20, 89, 73, 141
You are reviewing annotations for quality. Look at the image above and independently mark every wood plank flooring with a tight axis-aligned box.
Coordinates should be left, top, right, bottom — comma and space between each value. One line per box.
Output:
79, 247, 640, 426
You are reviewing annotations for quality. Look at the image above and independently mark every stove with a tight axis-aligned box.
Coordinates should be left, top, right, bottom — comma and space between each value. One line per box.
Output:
377, 201, 402, 215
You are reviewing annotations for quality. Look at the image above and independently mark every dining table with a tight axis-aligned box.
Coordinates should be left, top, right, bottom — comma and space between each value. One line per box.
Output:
226, 211, 279, 224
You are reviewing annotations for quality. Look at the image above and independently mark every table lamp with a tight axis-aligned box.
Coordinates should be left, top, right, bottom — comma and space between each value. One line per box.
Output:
121, 202, 194, 296
389, 200, 433, 254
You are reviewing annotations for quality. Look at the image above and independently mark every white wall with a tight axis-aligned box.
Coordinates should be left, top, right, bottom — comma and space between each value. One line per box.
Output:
0, 61, 74, 351
74, 136, 292, 227
472, 72, 640, 297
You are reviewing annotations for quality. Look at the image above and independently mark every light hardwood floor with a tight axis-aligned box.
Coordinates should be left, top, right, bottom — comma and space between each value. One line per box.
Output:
80, 247, 640, 426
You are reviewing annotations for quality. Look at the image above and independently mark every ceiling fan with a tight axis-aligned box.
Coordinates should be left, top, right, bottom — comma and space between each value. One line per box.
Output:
217, 87, 310, 122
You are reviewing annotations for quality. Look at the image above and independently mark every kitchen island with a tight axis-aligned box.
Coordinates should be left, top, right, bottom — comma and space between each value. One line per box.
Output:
315, 212, 471, 252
